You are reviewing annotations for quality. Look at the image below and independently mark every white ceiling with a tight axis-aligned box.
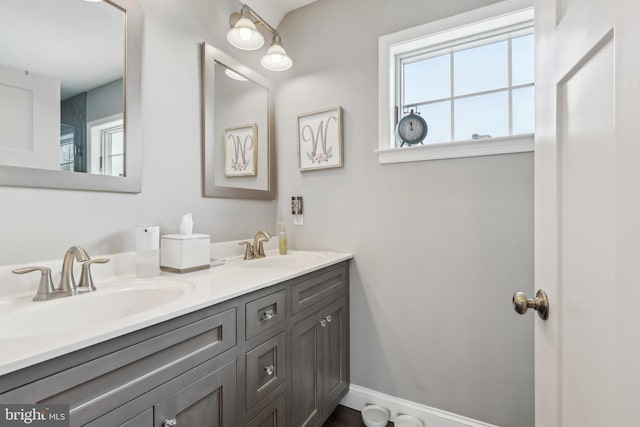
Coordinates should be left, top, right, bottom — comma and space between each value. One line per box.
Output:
241, 0, 319, 28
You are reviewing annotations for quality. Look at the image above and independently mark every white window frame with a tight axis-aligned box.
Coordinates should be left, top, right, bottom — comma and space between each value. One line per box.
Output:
377, 0, 534, 164
87, 113, 125, 176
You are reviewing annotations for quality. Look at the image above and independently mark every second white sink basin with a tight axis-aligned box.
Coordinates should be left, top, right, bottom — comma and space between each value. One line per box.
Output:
230, 252, 327, 270
0, 278, 196, 339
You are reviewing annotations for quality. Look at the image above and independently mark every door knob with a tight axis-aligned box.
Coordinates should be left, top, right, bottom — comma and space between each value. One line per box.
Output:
512, 289, 549, 320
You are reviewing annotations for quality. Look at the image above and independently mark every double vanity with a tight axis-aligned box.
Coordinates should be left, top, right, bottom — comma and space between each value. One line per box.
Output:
0, 250, 352, 427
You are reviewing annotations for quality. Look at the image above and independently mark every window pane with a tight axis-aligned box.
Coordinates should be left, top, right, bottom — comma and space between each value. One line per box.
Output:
454, 41, 508, 96
403, 54, 450, 105
110, 154, 124, 177
512, 86, 534, 134
454, 91, 508, 140
415, 101, 451, 144
60, 143, 73, 163
512, 34, 534, 85
110, 130, 124, 155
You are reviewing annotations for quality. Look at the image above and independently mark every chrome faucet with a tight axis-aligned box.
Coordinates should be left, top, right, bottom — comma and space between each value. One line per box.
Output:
59, 245, 90, 295
238, 230, 272, 260
252, 230, 271, 258
12, 246, 109, 301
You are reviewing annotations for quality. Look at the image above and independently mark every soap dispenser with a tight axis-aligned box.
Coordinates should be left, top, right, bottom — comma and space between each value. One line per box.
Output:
136, 224, 160, 278
278, 222, 288, 255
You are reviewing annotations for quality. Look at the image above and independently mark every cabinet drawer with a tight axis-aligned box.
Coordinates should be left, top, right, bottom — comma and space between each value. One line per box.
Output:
246, 392, 286, 427
154, 359, 236, 427
246, 290, 286, 340
291, 264, 346, 316
246, 332, 286, 411
0, 308, 237, 427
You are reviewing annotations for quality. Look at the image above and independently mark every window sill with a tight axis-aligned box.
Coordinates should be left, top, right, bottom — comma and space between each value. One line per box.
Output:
375, 134, 534, 164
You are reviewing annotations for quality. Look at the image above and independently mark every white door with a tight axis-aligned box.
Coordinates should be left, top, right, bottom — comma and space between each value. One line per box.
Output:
534, 0, 640, 425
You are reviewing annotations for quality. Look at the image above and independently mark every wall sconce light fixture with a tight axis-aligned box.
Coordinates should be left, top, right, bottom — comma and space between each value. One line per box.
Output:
227, 4, 293, 71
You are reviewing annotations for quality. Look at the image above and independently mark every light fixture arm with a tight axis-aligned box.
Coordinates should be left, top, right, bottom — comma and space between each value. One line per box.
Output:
230, 4, 278, 38
227, 3, 293, 71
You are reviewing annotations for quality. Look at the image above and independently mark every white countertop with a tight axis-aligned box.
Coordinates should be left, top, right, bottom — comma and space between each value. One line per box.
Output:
0, 250, 352, 376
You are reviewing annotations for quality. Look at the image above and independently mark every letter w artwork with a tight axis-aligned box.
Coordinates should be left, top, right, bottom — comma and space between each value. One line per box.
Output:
298, 107, 343, 171
224, 124, 257, 177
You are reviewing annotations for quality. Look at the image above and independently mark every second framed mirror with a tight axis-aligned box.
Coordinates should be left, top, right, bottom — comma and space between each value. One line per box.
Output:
201, 43, 276, 200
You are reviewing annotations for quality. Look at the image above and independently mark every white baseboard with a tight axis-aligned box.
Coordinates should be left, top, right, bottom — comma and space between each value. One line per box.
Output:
340, 384, 499, 427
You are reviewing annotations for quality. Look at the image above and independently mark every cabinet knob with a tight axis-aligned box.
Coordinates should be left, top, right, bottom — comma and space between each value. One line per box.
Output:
264, 364, 275, 376
319, 319, 328, 327
512, 290, 549, 320
261, 308, 275, 321
163, 419, 177, 427
324, 315, 332, 323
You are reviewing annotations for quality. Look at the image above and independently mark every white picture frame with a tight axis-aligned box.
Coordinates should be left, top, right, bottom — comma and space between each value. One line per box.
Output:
297, 106, 343, 171
224, 124, 258, 177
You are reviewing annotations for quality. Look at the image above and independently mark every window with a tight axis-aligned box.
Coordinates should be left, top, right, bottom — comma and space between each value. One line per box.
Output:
87, 114, 125, 176
378, 0, 534, 164
59, 124, 76, 172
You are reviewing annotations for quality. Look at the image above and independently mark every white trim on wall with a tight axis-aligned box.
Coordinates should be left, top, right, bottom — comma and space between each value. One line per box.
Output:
340, 384, 499, 427
376, 134, 533, 164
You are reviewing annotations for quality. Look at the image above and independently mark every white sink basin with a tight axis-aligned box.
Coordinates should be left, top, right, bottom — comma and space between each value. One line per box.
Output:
230, 252, 327, 270
0, 278, 196, 339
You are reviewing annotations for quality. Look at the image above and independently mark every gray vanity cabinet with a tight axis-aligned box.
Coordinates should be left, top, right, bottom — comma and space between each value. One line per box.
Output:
246, 392, 287, 427
0, 260, 350, 427
153, 359, 236, 427
119, 409, 153, 427
291, 311, 324, 427
320, 297, 349, 411
291, 296, 348, 427
290, 263, 349, 427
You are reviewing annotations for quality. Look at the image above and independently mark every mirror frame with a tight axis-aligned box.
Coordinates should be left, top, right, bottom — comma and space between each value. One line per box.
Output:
0, 0, 142, 193
201, 42, 276, 200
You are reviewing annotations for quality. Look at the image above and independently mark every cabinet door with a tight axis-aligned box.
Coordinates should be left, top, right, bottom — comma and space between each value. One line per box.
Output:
154, 360, 236, 427
119, 408, 153, 427
321, 297, 348, 411
246, 393, 286, 427
291, 312, 323, 427
245, 332, 286, 410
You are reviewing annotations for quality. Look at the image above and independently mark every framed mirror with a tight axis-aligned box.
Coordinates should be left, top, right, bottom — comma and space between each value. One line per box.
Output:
0, 0, 142, 193
201, 43, 276, 200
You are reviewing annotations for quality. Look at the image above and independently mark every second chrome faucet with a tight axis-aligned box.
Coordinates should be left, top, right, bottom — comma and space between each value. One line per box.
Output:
239, 230, 272, 260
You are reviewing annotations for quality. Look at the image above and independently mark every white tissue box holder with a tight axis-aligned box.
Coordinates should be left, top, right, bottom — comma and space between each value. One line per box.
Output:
160, 234, 210, 273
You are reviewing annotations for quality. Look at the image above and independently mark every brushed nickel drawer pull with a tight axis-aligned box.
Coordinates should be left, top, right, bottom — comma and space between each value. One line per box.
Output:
163, 419, 177, 427
264, 364, 275, 376
261, 308, 275, 321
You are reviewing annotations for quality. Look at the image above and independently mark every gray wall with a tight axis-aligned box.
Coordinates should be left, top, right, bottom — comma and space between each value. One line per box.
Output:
86, 78, 123, 123
0, 0, 277, 265
274, 1, 534, 426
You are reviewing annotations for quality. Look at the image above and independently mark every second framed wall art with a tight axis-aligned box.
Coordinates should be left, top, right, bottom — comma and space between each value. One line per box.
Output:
297, 106, 343, 171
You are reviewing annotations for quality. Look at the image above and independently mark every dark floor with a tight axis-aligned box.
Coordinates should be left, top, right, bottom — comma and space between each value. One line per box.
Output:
322, 405, 394, 427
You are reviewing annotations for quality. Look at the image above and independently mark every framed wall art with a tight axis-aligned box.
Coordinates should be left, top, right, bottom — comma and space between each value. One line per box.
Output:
297, 106, 343, 171
224, 124, 257, 177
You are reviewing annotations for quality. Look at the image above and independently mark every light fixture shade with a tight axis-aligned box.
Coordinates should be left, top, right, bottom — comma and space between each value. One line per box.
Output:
227, 17, 264, 50
261, 41, 293, 71
224, 68, 248, 81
